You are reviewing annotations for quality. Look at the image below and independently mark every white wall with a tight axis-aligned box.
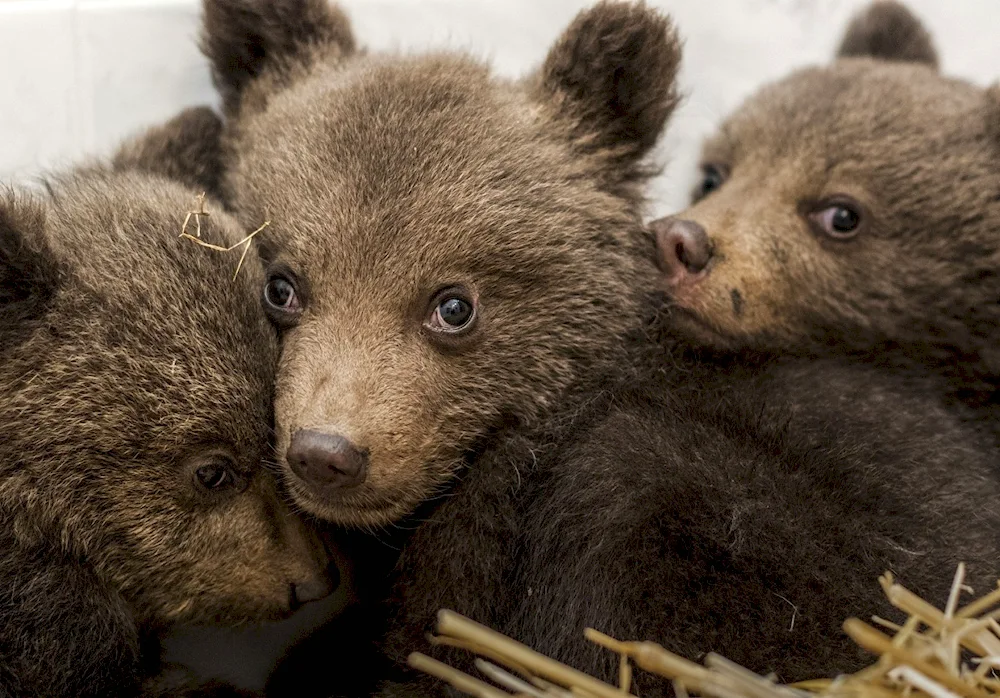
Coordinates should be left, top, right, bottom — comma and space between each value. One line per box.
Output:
1, 0, 997, 214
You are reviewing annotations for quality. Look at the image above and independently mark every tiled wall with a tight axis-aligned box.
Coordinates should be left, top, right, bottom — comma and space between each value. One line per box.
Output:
2, 0, 997, 214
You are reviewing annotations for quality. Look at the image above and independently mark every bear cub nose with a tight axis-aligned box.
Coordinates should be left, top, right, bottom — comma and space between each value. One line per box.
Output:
289, 575, 334, 610
287, 430, 368, 489
651, 217, 713, 281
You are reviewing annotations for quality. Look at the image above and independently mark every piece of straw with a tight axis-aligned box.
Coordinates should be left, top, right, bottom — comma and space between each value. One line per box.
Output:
408, 653, 511, 698
436, 611, 636, 698
843, 619, 992, 698
177, 193, 270, 280
413, 566, 1000, 698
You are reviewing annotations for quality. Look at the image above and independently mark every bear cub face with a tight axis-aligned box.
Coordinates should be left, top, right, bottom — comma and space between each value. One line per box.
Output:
653, 1, 1000, 374
0, 168, 331, 628
201, 0, 681, 528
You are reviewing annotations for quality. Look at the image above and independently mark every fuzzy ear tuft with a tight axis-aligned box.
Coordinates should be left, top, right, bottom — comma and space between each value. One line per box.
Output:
534, 1, 682, 176
837, 1, 938, 69
111, 106, 225, 200
201, 0, 356, 114
0, 195, 60, 329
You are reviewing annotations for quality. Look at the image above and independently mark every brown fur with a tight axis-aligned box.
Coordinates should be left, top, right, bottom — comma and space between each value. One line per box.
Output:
0, 133, 331, 696
504, 350, 1000, 693
200, 0, 681, 691
111, 106, 227, 202
204, 0, 679, 529
197, 2, 1000, 695
654, 0, 1000, 425
836, 0, 937, 68
201, 0, 356, 117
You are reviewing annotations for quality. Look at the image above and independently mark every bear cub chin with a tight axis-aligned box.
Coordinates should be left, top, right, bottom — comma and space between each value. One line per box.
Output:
0, 110, 333, 698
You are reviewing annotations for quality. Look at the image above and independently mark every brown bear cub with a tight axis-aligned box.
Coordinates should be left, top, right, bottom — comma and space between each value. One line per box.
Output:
201, 0, 1000, 694
650, 1, 1000, 430
0, 112, 333, 698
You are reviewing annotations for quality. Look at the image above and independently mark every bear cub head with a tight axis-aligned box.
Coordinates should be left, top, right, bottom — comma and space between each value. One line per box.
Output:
201, 0, 682, 527
652, 1, 1000, 392
0, 164, 332, 629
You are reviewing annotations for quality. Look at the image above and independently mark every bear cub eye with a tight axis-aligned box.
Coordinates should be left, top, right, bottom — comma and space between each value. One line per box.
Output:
263, 268, 304, 327
190, 453, 246, 494
693, 164, 728, 202
810, 198, 864, 240
425, 288, 477, 335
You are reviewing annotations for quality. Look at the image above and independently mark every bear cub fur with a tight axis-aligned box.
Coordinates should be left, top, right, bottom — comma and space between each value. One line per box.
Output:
200, 0, 1000, 695
0, 111, 332, 698
651, 1, 1000, 433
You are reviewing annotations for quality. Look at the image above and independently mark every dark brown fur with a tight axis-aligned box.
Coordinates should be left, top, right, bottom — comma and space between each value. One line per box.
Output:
111, 106, 227, 202
200, 2, 1000, 696
653, 1, 1000, 430
201, 0, 356, 116
836, 0, 937, 68
0, 133, 331, 696
504, 351, 1000, 691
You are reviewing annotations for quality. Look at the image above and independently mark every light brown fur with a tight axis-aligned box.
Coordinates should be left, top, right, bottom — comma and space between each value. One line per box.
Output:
201, 0, 680, 528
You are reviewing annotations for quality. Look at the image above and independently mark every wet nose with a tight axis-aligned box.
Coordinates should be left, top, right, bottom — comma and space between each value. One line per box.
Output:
651, 217, 713, 280
287, 430, 368, 489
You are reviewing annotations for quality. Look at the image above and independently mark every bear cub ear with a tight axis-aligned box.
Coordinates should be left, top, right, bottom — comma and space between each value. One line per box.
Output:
111, 106, 225, 198
984, 84, 1000, 147
534, 0, 682, 174
0, 197, 60, 330
201, 0, 356, 114
836, 0, 938, 69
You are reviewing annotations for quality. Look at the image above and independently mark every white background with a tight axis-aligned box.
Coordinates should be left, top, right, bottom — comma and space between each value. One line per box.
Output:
2, 0, 998, 216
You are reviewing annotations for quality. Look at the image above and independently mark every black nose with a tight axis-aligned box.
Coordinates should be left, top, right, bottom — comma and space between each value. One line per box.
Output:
289, 573, 334, 609
287, 430, 368, 489
651, 217, 713, 280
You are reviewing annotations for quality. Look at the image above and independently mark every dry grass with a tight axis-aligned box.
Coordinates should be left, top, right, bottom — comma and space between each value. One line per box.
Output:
411, 564, 1000, 698
178, 192, 270, 281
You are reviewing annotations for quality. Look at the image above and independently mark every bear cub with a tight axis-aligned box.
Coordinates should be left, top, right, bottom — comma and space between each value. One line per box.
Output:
201, 0, 1000, 696
0, 112, 332, 698
651, 0, 1000, 431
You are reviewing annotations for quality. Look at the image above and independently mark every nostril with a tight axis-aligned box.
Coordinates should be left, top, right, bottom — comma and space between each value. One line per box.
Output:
287, 429, 369, 489
675, 241, 690, 268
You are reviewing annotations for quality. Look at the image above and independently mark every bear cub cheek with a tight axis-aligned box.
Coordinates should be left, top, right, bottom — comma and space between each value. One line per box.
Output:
650, 208, 815, 343
118, 451, 335, 625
